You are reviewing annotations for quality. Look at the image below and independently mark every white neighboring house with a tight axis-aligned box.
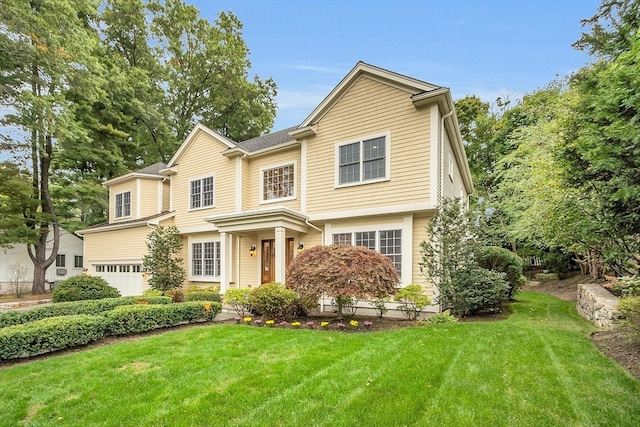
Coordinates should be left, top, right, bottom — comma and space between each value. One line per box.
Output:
0, 229, 84, 295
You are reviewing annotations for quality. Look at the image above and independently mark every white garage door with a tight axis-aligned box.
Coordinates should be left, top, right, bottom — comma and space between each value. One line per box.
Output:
94, 264, 144, 297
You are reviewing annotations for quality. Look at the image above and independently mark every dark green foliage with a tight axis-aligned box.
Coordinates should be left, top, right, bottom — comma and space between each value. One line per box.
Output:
395, 284, 432, 320
0, 296, 171, 328
143, 226, 186, 292
476, 246, 526, 299
419, 310, 458, 326
543, 250, 573, 280
248, 282, 296, 321
608, 276, 640, 298
52, 275, 121, 302
184, 291, 221, 303
448, 264, 510, 316
103, 302, 221, 335
0, 315, 107, 360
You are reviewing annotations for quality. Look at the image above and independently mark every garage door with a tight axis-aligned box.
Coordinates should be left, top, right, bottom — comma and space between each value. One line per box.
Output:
94, 264, 144, 296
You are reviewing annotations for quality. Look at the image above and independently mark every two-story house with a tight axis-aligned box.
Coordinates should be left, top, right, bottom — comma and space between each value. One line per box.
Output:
77, 62, 473, 308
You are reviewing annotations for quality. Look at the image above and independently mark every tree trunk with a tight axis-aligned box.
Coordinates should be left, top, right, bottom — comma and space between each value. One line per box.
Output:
32, 262, 48, 295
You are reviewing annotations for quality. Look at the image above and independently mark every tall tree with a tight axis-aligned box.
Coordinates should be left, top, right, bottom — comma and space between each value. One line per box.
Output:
0, 0, 103, 293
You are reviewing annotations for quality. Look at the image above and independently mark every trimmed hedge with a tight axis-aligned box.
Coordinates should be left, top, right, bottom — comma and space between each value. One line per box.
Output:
0, 296, 171, 329
103, 301, 222, 335
184, 291, 221, 303
476, 246, 526, 300
0, 301, 221, 360
0, 315, 107, 360
53, 275, 121, 302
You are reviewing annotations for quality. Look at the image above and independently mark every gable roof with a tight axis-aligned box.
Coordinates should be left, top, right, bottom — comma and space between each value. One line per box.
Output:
297, 61, 443, 129
166, 123, 237, 168
236, 126, 298, 153
104, 162, 168, 186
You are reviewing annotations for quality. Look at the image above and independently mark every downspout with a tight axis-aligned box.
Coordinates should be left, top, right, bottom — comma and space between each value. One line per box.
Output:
304, 217, 324, 311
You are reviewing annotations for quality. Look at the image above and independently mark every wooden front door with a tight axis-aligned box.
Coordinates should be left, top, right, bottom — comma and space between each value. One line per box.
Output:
261, 238, 295, 284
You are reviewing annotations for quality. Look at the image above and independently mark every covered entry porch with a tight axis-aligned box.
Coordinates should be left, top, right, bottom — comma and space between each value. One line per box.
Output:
205, 207, 313, 293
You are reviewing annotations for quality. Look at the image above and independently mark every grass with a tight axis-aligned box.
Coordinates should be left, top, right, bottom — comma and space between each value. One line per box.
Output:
1, 291, 639, 426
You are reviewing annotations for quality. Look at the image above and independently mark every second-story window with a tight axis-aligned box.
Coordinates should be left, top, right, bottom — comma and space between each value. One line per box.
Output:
115, 191, 131, 218
262, 164, 295, 202
190, 176, 214, 209
337, 134, 389, 186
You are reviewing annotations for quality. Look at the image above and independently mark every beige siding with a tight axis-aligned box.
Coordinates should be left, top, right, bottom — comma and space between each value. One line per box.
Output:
172, 130, 237, 230
84, 226, 149, 264
162, 181, 170, 212
443, 131, 469, 201
138, 178, 162, 218
244, 146, 301, 211
305, 77, 431, 216
412, 215, 435, 299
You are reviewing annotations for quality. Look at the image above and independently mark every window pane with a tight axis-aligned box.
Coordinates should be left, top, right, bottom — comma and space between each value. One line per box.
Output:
364, 158, 385, 180
115, 193, 123, 218
192, 243, 202, 276
56, 254, 66, 267
204, 242, 216, 276
74, 255, 83, 268
363, 137, 385, 161
355, 231, 376, 250
123, 192, 131, 216
202, 177, 214, 207
339, 142, 360, 166
190, 180, 201, 209
380, 230, 402, 277
215, 241, 221, 276
339, 163, 360, 185
332, 233, 352, 245
263, 165, 294, 200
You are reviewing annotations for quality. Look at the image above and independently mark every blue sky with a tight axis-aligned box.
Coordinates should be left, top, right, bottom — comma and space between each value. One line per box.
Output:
192, 0, 601, 132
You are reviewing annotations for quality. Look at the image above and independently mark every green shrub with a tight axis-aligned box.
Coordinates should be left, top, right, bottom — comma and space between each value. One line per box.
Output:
103, 301, 221, 335
449, 264, 510, 316
395, 284, 431, 320
618, 297, 640, 342
0, 296, 171, 329
608, 276, 640, 298
223, 288, 252, 317
248, 282, 296, 321
184, 291, 221, 303
53, 275, 121, 302
142, 289, 164, 297
369, 296, 390, 319
476, 246, 526, 300
0, 315, 107, 360
419, 310, 458, 326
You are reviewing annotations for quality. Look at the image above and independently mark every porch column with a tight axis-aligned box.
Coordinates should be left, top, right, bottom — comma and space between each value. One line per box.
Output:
220, 232, 232, 293
274, 226, 286, 283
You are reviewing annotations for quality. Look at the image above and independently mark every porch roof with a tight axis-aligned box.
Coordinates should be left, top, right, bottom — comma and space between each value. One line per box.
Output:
204, 207, 310, 234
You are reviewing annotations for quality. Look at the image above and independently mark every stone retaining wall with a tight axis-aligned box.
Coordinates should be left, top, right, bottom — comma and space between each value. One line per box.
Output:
576, 283, 620, 330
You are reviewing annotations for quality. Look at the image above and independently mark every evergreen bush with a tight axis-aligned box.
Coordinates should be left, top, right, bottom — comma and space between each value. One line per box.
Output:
475, 246, 526, 300
248, 282, 296, 321
52, 275, 120, 302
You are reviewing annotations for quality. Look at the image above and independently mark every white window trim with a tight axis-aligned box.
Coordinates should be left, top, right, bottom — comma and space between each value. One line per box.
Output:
188, 173, 216, 211
334, 131, 391, 188
114, 190, 132, 219
188, 236, 221, 282
55, 253, 66, 268
259, 161, 297, 204
328, 218, 411, 284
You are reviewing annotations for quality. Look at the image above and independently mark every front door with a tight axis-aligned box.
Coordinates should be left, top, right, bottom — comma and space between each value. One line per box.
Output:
261, 238, 294, 284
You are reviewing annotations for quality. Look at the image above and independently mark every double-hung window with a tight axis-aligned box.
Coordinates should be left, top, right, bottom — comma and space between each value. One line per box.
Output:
332, 229, 402, 277
115, 191, 131, 218
337, 134, 389, 186
262, 163, 295, 202
56, 254, 66, 268
192, 241, 221, 278
190, 176, 214, 210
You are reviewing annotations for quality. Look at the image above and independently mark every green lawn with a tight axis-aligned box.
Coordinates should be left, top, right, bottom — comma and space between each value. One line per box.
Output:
1, 291, 639, 426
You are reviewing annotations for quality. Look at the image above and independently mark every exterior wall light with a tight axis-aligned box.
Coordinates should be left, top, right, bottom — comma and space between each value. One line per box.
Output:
249, 245, 257, 257
297, 243, 304, 253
